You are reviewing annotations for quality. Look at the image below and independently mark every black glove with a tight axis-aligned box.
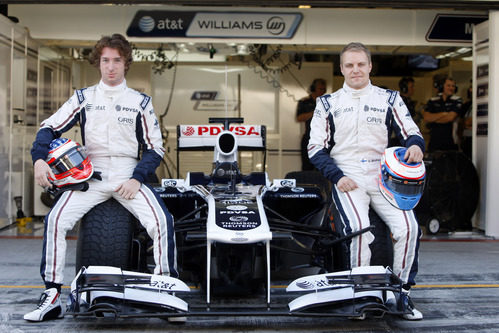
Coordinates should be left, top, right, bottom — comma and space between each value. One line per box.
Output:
47, 182, 90, 200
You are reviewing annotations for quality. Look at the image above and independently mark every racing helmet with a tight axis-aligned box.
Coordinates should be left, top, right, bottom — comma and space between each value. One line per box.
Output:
379, 146, 425, 210
46, 138, 93, 187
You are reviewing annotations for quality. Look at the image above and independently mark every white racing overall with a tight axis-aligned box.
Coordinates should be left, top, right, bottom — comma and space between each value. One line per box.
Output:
308, 82, 424, 284
32, 80, 177, 284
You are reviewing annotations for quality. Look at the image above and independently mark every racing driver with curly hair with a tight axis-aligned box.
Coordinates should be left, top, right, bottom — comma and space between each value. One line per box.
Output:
25, 33, 178, 322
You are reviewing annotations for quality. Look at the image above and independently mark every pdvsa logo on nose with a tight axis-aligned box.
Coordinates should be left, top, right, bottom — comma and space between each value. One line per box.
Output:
139, 16, 155, 32
267, 16, 285, 35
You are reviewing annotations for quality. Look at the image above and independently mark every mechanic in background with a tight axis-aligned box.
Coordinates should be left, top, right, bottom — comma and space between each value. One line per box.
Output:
308, 42, 424, 320
296, 78, 327, 170
423, 76, 463, 152
389, 77, 418, 147
25, 34, 178, 322
399, 77, 416, 119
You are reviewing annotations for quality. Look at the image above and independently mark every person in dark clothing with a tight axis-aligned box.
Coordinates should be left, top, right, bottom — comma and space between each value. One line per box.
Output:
399, 77, 416, 118
389, 77, 418, 147
296, 78, 327, 170
423, 76, 462, 152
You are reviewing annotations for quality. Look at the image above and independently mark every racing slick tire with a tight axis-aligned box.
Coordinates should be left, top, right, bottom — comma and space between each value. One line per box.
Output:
285, 170, 331, 196
285, 171, 349, 272
327, 205, 394, 270
420, 151, 479, 232
285, 170, 393, 271
75, 198, 135, 273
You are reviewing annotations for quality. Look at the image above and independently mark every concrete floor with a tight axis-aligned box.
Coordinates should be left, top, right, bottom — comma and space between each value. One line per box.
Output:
1, 221, 499, 332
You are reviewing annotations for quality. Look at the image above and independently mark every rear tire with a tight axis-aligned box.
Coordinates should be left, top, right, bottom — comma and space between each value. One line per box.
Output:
424, 151, 479, 231
285, 171, 349, 272
284, 170, 331, 196
75, 198, 135, 274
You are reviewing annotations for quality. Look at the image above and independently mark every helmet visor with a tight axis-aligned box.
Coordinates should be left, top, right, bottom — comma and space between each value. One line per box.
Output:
50, 146, 87, 175
382, 172, 424, 196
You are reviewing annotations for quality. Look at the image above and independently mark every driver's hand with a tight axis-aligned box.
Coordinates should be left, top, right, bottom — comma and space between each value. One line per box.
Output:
337, 176, 358, 193
404, 145, 424, 164
115, 178, 141, 200
34, 159, 55, 188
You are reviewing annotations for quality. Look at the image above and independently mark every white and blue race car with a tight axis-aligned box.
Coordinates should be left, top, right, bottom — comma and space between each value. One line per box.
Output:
67, 117, 409, 320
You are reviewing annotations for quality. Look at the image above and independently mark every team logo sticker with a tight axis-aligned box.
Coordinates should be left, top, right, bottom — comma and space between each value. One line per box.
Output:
267, 16, 285, 35
139, 16, 155, 32
229, 216, 249, 222
182, 126, 195, 136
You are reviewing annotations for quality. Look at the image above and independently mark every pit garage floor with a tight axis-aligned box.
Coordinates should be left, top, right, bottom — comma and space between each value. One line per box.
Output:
1, 220, 499, 332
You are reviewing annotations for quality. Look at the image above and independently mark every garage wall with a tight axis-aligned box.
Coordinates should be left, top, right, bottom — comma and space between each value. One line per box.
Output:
74, 55, 472, 180
0, 15, 39, 227
485, 12, 499, 237
2, 5, 488, 235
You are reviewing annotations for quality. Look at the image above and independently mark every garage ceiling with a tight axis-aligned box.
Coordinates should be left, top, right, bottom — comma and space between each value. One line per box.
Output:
4, 1, 481, 63
3, 0, 499, 10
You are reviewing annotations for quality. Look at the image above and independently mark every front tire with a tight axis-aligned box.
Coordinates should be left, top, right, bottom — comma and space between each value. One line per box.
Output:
75, 198, 135, 273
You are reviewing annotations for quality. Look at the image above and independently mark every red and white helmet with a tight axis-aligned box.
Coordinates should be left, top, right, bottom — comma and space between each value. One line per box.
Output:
46, 138, 93, 187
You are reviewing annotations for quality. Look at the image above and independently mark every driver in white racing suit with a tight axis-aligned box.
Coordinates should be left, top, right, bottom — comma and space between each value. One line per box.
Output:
25, 34, 177, 322
308, 42, 424, 320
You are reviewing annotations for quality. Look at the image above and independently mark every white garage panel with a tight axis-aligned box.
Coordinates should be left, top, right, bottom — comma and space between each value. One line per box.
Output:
152, 65, 277, 131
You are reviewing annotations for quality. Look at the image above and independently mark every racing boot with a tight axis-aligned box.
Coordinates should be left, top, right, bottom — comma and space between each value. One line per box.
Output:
24, 288, 64, 322
401, 288, 423, 320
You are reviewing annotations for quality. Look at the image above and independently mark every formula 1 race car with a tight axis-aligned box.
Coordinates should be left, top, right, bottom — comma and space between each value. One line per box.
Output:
68, 118, 410, 320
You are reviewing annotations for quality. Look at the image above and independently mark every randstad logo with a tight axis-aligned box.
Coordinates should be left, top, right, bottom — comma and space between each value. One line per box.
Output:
138, 16, 155, 32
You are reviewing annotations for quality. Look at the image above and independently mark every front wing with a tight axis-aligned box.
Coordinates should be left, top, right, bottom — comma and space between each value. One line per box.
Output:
67, 265, 412, 319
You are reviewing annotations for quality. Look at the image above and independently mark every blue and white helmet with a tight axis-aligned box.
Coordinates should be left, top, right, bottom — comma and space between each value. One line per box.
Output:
379, 146, 425, 210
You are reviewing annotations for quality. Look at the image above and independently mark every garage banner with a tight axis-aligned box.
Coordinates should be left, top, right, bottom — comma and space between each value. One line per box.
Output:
127, 10, 302, 39
426, 14, 488, 42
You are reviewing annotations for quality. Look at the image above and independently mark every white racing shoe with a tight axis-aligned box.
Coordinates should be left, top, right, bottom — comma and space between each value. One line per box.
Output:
24, 288, 64, 322
401, 289, 423, 320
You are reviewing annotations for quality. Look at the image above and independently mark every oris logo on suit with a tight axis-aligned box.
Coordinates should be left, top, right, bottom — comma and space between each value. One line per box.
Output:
118, 117, 134, 125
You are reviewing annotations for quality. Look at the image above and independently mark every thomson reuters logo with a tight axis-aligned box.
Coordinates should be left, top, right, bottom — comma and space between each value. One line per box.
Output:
139, 16, 155, 32
267, 16, 285, 35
